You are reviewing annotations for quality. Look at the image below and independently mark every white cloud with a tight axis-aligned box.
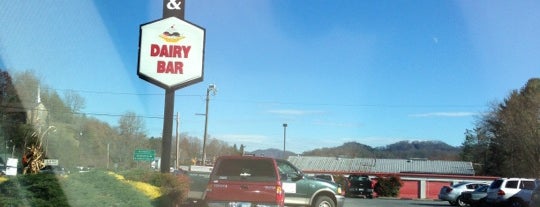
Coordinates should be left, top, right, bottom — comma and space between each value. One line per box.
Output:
409, 112, 477, 118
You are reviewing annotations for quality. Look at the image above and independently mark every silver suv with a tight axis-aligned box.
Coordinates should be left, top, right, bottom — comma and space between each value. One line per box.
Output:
486, 178, 538, 207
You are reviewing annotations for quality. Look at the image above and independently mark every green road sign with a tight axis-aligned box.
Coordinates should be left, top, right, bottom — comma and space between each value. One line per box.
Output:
133, 149, 155, 161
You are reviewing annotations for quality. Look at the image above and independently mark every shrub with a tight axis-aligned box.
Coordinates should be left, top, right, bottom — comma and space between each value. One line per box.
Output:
118, 169, 190, 206
0, 174, 69, 206
374, 175, 403, 197
152, 173, 190, 207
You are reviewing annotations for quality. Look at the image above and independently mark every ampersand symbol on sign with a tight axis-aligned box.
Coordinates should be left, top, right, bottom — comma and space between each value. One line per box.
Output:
166, 0, 182, 10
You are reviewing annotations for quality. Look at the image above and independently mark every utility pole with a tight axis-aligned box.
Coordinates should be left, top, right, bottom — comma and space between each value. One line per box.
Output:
107, 143, 110, 169
283, 123, 287, 159
202, 84, 216, 165
175, 112, 180, 169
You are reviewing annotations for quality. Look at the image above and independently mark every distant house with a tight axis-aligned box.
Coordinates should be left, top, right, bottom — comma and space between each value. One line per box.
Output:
26, 87, 49, 129
1, 87, 49, 162
1, 87, 48, 127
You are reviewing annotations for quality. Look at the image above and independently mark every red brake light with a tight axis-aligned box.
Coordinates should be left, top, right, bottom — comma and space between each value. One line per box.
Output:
498, 190, 505, 196
276, 182, 284, 207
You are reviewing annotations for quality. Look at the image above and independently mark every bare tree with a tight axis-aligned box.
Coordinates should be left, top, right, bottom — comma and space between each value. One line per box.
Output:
64, 90, 86, 113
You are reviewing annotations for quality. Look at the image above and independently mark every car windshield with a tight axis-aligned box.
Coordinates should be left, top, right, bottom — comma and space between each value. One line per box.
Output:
0, 1, 539, 206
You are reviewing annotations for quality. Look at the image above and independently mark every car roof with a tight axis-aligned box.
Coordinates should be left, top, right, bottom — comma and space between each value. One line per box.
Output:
217, 155, 277, 161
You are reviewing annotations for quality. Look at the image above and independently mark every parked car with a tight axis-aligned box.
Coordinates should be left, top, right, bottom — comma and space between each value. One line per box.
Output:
438, 182, 488, 206
461, 185, 489, 207
485, 178, 538, 207
346, 174, 373, 198
314, 174, 335, 183
204, 155, 345, 207
39, 165, 67, 176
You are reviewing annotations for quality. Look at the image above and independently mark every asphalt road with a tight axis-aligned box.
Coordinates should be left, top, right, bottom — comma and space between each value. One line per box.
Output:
344, 198, 449, 207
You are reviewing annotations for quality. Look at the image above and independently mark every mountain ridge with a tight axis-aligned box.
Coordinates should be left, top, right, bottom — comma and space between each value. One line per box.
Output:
250, 140, 461, 160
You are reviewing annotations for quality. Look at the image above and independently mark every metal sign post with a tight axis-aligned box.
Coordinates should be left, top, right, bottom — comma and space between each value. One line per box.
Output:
138, 0, 205, 173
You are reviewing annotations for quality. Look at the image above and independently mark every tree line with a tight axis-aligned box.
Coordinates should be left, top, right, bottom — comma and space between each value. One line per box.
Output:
300, 140, 460, 160
0, 70, 242, 171
3, 70, 538, 177
460, 78, 540, 177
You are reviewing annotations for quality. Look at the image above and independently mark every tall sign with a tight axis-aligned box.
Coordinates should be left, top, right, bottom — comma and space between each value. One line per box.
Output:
137, 0, 205, 173
138, 17, 205, 89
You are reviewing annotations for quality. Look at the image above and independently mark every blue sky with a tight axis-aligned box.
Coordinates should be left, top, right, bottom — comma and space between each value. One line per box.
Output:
0, 1, 538, 153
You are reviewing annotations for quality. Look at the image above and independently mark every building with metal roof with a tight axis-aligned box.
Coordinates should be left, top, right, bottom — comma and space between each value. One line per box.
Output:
287, 156, 475, 176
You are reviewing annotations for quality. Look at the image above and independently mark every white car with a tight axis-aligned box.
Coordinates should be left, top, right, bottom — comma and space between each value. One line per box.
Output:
485, 178, 538, 207
438, 182, 488, 206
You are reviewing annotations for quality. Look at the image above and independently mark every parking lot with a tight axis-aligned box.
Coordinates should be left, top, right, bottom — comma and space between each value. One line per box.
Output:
344, 198, 447, 207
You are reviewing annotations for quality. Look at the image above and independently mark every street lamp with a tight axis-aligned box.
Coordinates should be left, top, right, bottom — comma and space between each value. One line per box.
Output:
283, 123, 287, 159
41, 126, 56, 156
202, 84, 217, 165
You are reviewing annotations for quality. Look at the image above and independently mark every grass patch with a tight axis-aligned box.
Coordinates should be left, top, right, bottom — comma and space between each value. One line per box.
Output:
0, 171, 157, 207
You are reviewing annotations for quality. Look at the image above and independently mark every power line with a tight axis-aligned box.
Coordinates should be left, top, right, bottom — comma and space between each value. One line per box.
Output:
214, 98, 484, 108
42, 87, 484, 108
42, 87, 203, 98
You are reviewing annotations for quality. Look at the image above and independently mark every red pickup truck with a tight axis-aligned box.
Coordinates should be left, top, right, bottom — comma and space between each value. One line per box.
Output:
204, 155, 345, 207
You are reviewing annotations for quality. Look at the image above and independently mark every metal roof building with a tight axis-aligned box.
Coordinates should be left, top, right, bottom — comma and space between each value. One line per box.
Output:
287, 156, 475, 176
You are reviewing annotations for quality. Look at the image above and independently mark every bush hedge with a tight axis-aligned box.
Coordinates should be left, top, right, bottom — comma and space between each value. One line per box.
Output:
374, 175, 403, 197
0, 169, 190, 207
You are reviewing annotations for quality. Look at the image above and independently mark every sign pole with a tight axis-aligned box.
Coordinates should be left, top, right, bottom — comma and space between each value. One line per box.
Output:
160, 89, 174, 173
160, 0, 184, 173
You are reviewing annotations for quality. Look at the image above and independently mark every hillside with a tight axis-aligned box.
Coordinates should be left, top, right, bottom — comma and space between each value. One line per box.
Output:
250, 148, 296, 159
253, 140, 461, 160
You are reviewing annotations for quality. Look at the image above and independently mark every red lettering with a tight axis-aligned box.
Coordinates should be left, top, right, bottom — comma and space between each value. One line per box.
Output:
150, 44, 160, 56
157, 61, 183, 74
173, 46, 182, 58
157, 61, 166, 73
160, 45, 169, 57
175, 62, 183, 74
182, 46, 191, 58
149, 44, 192, 58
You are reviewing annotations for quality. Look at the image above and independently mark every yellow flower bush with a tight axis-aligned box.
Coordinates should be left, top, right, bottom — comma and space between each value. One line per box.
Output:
108, 171, 162, 199
0, 176, 8, 183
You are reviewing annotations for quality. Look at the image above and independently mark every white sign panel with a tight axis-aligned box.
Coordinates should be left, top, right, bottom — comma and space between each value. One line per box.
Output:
44, 159, 59, 166
6, 158, 18, 176
6, 158, 17, 167
282, 182, 297, 193
138, 17, 205, 89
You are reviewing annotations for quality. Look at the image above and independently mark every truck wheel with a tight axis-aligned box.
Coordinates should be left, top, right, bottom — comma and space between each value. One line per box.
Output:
313, 196, 335, 207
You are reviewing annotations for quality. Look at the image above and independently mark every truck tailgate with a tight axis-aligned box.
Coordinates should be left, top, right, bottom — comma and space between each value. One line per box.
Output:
206, 179, 280, 203
204, 157, 282, 206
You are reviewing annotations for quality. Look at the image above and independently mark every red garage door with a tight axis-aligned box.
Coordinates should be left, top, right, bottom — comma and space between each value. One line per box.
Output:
400, 180, 419, 199
427, 181, 451, 199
